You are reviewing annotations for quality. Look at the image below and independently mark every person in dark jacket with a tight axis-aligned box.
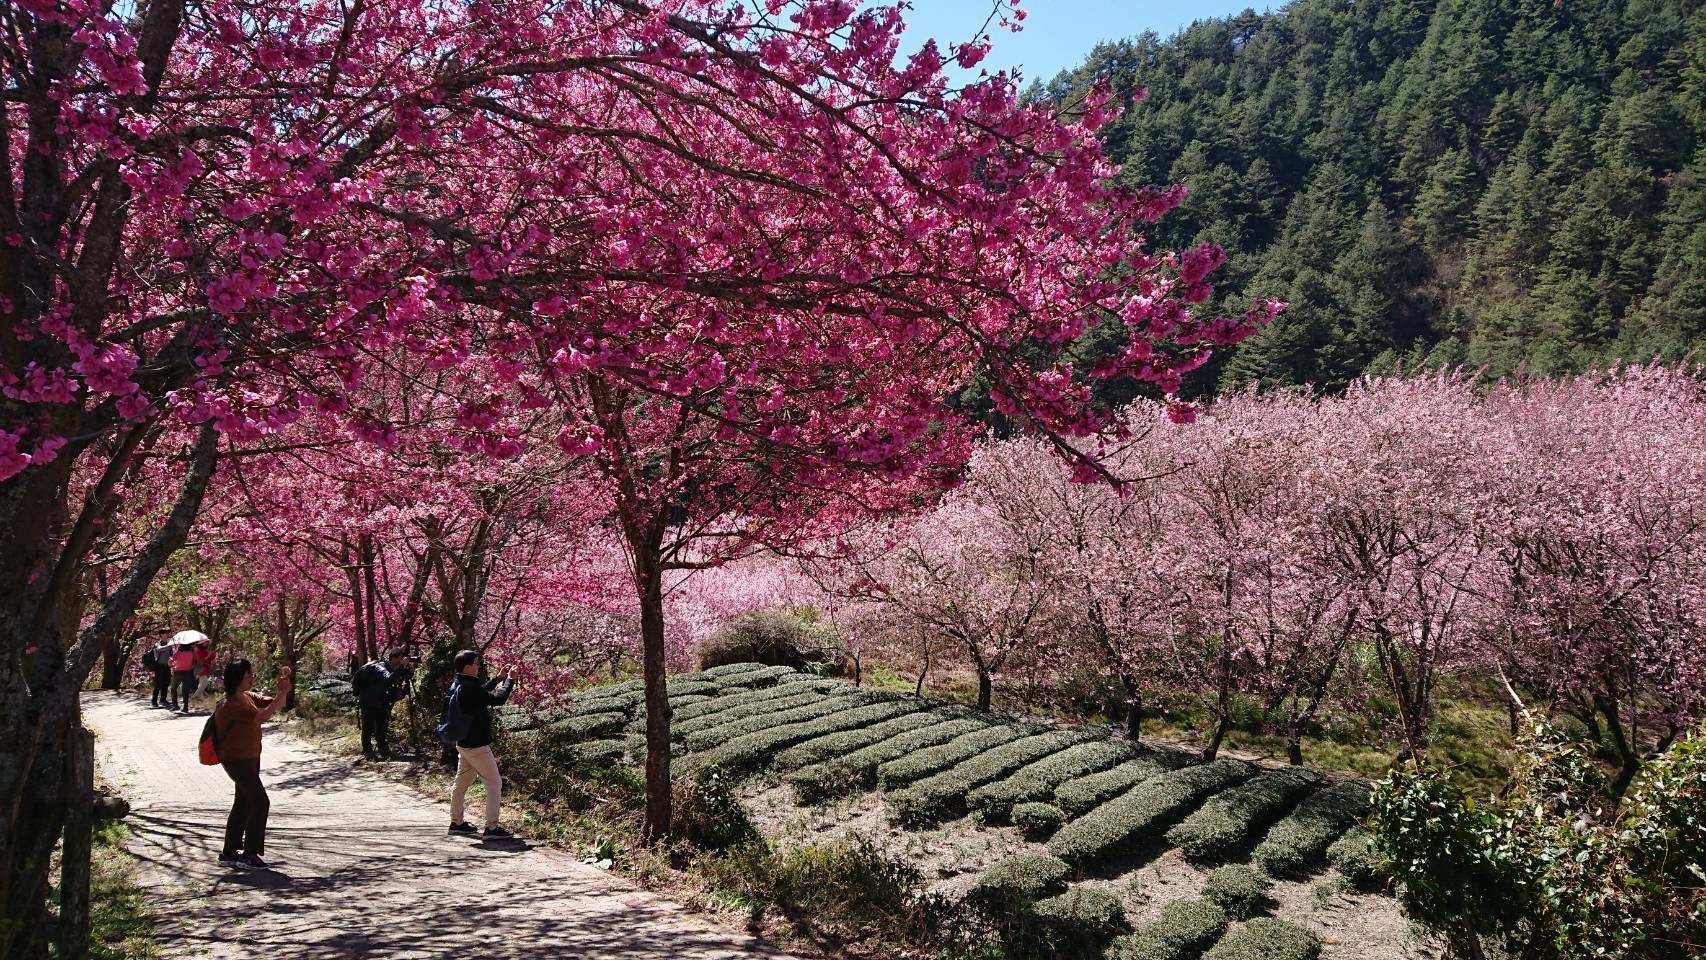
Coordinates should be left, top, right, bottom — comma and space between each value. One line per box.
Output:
445, 649, 515, 838
352, 650, 412, 759
144, 640, 174, 708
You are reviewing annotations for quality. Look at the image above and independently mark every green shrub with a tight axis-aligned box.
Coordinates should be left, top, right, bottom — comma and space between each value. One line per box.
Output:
1047, 758, 1254, 867
1108, 898, 1229, 960
685, 698, 921, 777
682, 692, 872, 752
1252, 779, 1371, 877
887, 729, 1099, 827
494, 704, 538, 732
561, 738, 626, 766
502, 728, 646, 809
770, 837, 923, 916
876, 724, 1034, 789
1166, 767, 1322, 865
968, 740, 1135, 824
1325, 828, 1385, 886
1201, 865, 1273, 920
1370, 723, 1706, 960
1012, 802, 1064, 840
672, 770, 758, 850
699, 608, 842, 670
966, 852, 1073, 911
1054, 753, 1182, 816
1029, 887, 1127, 955
773, 710, 947, 770
1200, 917, 1321, 960
718, 663, 801, 686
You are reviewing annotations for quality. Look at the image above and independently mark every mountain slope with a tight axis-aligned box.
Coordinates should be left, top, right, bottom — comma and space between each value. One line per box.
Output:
1040, 0, 1706, 393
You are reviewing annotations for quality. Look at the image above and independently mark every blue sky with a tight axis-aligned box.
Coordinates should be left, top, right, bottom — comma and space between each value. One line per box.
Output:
896, 1, 1270, 84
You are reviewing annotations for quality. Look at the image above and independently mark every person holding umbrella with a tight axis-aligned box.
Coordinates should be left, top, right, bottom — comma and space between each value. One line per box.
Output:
168, 629, 209, 713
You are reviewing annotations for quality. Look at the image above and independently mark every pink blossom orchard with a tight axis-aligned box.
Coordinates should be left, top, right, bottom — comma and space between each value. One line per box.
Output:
810, 369, 1706, 776
3, 0, 1270, 896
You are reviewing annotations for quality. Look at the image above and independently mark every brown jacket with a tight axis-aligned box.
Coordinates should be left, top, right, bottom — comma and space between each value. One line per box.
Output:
214, 691, 272, 762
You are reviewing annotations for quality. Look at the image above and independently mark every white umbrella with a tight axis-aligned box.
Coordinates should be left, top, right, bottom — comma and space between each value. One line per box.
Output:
170, 630, 209, 646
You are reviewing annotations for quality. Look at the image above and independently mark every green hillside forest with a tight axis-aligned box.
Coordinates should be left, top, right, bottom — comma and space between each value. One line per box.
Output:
1041, 0, 1706, 395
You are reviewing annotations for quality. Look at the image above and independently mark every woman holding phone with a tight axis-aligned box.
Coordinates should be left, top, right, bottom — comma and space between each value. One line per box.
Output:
213, 659, 292, 869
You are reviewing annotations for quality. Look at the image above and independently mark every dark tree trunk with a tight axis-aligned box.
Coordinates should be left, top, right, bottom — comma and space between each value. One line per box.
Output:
634, 548, 672, 842
1286, 737, 1304, 766
1, 425, 215, 959
976, 669, 993, 711
1203, 652, 1234, 761
99, 647, 125, 690
1203, 713, 1231, 761
1597, 695, 1641, 797
1119, 674, 1143, 741
59, 726, 94, 960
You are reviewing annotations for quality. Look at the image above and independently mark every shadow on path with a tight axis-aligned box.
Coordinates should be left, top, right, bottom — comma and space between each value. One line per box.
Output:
84, 690, 796, 960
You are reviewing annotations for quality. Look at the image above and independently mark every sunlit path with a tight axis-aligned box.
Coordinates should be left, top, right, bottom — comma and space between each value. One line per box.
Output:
83, 691, 795, 960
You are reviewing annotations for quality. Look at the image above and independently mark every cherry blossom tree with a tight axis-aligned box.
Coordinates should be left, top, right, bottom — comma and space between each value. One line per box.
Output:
827, 472, 1062, 711
1298, 376, 1494, 761
1, 1, 1272, 915
1477, 367, 1706, 793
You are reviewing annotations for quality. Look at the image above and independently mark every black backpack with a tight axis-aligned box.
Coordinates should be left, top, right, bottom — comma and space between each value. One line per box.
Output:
436, 679, 472, 746
140, 647, 159, 670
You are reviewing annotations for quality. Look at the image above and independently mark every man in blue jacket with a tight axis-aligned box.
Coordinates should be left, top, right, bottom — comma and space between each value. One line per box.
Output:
352, 650, 412, 760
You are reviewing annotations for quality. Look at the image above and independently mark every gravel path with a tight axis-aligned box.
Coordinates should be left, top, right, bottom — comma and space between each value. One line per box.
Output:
83, 690, 796, 960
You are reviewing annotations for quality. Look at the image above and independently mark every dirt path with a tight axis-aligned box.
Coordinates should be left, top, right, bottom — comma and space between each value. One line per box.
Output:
83, 691, 796, 960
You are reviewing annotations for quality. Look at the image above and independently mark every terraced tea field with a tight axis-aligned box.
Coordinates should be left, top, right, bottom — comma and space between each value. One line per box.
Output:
481, 664, 1426, 960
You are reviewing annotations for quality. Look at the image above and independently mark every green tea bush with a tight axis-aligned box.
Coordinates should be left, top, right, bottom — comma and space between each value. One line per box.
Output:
968, 740, 1134, 824
1108, 898, 1229, 960
887, 729, 1098, 827
1200, 917, 1321, 960
1166, 767, 1322, 865
966, 852, 1073, 912
671, 679, 836, 731
785, 761, 868, 805
546, 710, 626, 739
1325, 828, 1386, 887
823, 717, 991, 784
1252, 779, 1371, 877
1047, 759, 1254, 867
1201, 865, 1273, 920
876, 724, 1033, 789
672, 688, 833, 738
1028, 887, 1126, 956
1012, 802, 1064, 840
773, 710, 947, 770
1054, 754, 1182, 816
685, 698, 920, 777
561, 738, 626, 766
567, 687, 647, 716
681, 692, 871, 752
699, 661, 773, 679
